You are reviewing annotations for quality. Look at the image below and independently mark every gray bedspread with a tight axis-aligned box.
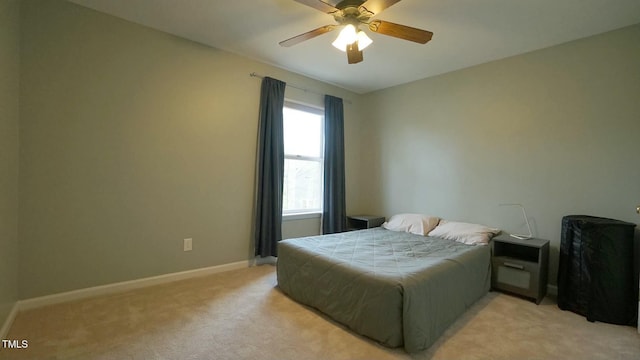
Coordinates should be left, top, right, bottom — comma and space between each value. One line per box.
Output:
276, 227, 491, 353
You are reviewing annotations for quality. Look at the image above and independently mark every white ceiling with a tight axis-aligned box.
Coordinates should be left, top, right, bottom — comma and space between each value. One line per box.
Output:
68, 0, 640, 94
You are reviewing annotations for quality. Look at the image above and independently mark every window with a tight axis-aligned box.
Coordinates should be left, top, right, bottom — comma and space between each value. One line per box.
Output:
282, 101, 324, 215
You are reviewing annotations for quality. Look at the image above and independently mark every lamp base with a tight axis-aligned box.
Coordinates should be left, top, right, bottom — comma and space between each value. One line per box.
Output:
510, 234, 533, 240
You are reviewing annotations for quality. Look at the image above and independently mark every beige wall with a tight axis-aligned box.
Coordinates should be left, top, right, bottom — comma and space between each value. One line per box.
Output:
361, 24, 640, 284
0, 0, 21, 327
14, 0, 639, 300
18, 0, 364, 298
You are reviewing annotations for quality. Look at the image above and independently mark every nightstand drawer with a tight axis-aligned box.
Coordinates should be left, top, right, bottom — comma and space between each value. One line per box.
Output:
491, 234, 549, 304
492, 257, 539, 294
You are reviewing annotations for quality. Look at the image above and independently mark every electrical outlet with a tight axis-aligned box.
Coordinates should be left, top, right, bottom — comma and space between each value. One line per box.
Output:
183, 238, 192, 251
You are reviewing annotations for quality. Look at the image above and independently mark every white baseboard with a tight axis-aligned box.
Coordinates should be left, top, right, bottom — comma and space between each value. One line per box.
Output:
253, 256, 277, 266
0, 302, 19, 339
19, 260, 250, 311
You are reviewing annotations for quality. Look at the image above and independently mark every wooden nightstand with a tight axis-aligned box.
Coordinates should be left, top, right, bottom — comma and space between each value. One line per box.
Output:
491, 234, 549, 304
347, 215, 385, 231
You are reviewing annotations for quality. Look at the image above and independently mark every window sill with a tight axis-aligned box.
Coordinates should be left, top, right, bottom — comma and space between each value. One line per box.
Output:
283, 212, 322, 221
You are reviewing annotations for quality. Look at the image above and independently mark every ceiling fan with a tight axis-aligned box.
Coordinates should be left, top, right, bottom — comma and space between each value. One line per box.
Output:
279, 0, 433, 64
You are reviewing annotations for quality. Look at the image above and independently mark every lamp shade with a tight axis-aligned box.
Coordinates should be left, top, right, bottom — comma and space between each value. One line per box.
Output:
356, 30, 372, 50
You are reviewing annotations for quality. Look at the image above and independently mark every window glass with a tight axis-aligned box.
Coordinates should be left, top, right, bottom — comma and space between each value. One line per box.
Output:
283, 159, 322, 212
282, 102, 324, 214
283, 107, 322, 158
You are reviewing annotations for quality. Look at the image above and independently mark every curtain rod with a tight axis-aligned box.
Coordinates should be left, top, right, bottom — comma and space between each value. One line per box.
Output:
249, 72, 352, 105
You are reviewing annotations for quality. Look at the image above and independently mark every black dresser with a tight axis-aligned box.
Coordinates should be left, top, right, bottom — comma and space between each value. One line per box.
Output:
557, 215, 637, 325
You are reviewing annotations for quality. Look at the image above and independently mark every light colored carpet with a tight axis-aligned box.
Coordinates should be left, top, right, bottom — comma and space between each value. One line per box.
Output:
2, 265, 638, 359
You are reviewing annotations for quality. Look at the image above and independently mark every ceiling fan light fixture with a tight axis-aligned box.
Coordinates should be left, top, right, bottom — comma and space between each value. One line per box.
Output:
332, 24, 373, 52
332, 24, 357, 51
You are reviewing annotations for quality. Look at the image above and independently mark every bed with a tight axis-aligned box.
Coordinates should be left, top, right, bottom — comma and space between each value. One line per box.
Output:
276, 226, 492, 353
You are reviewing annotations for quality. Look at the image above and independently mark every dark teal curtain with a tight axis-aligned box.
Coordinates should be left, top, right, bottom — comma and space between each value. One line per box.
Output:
322, 95, 347, 234
254, 77, 286, 257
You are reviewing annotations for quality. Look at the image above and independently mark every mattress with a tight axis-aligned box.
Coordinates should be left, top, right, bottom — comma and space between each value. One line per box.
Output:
276, 227, 491, 353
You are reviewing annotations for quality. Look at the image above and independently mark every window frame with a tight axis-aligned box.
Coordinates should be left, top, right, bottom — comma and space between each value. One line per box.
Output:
282, 100, 324, 217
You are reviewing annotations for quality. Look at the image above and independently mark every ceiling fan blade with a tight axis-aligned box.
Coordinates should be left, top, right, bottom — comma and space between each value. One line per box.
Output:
346, 42, 363, 64
359, 0, 401, 15
368, 20, 433, 44
294, 0, 338, 14
279, 25, 337, 47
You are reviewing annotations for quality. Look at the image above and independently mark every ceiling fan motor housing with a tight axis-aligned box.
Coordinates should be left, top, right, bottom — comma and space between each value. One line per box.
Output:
332, 0, 373, 25
335, 0, 367, 9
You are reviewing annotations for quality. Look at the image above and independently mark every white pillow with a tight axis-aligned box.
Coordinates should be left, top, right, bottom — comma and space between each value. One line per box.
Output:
382, 214, 441, 236
428, 220, 500, 245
